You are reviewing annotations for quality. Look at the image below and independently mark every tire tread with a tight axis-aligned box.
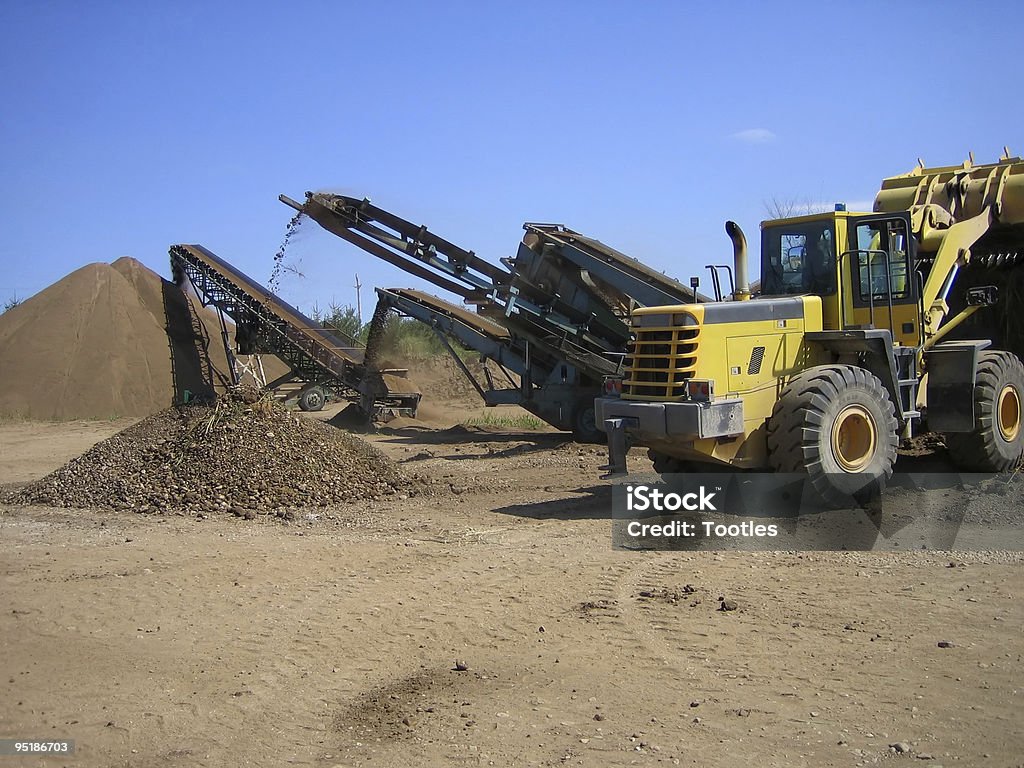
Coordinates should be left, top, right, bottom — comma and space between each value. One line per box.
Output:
946, 351, 1024, 471
766, 365, 899, 504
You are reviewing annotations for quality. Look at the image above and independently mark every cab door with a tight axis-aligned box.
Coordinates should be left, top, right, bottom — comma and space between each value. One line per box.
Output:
843, 213, 921, 348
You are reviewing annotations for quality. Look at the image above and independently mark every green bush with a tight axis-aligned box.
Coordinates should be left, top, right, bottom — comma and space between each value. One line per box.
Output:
379, 317, 449, 360
313, 302, 363, 346
312, 300, 476, 363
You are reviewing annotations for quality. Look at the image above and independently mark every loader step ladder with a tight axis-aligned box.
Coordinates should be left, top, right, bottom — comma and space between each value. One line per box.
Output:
893, 346, 921, 419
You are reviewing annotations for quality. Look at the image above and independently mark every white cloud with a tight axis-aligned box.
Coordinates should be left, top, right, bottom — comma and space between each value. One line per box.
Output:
731, 128, 776, 144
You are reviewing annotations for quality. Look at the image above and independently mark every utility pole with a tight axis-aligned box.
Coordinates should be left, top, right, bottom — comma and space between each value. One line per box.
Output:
354, 274, 362, 325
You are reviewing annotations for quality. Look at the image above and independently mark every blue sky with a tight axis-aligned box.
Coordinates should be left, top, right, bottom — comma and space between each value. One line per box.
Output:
1, 1, 1020, 318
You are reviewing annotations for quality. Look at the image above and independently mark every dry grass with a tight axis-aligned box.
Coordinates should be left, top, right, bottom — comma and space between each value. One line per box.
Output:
463, 411, 545, 431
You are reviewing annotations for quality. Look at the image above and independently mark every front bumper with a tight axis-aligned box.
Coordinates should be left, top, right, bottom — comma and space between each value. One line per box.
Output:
596, 396, 744, 475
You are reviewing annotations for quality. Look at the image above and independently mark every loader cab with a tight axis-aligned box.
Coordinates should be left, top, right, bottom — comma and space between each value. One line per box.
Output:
760, 211, 920, 347
843, 213, 920, 347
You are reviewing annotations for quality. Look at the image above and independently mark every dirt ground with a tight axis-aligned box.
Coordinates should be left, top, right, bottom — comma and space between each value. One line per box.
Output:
1, 394, 1022, 768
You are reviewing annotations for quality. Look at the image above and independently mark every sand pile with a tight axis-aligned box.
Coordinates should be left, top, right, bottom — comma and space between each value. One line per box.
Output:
12, 389, 418, 515
0, 257, 243, 420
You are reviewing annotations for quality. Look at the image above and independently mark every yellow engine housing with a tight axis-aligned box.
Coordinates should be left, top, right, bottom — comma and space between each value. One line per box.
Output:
622, 296, 827, 468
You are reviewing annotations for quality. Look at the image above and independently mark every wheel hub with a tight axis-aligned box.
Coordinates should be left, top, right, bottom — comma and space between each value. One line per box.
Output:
831, 405, 877, 472
997, 384, 1021, 442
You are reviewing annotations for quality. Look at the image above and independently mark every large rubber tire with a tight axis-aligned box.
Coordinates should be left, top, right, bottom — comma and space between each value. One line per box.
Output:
945, 351, 1024, 471
298, 386, 326, 412
766, 365, 899, 505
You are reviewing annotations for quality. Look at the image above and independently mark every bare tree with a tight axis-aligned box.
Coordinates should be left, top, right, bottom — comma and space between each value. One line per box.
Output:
763, 196, 830, 220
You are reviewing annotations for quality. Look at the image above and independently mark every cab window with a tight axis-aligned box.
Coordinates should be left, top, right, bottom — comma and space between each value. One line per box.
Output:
761, 222, 837, 296
851, 219, 911, 302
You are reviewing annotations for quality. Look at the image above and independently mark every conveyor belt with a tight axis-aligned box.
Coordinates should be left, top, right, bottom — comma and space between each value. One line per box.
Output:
170, 244, 370, 397
522, 223, 708, 306
281, 191, 636, 345
387, 288, 510, 340
277, 190, 693, 439
285, 194, 505, 300
376, 287, 621, 383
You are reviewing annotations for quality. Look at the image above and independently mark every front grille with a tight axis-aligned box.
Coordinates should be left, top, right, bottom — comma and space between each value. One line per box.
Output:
623, 320, 700, 399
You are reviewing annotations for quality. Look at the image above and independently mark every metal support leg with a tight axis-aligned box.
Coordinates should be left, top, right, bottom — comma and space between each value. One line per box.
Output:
430, 326, 487, 399
216, 307, 239, 386
600, 418, 635, 478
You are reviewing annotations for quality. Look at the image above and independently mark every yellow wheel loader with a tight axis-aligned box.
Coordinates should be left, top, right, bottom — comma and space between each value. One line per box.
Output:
597, 151, 1024, 502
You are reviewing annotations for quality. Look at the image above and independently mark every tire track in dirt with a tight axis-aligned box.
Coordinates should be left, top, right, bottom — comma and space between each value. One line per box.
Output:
6, 419, 1024, 767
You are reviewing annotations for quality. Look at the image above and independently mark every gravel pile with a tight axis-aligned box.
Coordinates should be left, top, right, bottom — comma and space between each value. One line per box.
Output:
12, 389, 420, 515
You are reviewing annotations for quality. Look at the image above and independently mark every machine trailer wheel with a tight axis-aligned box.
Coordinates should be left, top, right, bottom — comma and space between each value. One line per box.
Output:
945, 351, 1024, 471
298, 386, 326, 412
572, 403, 604, 444
766, 365, 899, 504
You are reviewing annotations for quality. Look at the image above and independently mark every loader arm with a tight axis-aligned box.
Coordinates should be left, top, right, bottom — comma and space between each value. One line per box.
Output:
874, 152, 1024, 351
920, 207, 992, 340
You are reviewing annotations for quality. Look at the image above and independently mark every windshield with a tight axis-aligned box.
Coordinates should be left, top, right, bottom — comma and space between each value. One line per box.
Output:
760, 220, 837, 296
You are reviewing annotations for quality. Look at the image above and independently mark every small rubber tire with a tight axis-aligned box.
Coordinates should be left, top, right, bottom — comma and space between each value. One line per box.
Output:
572, 403, 604, 444
298, 386, 326, 412
766, 365, 899, 505
945, 351, 1024, 471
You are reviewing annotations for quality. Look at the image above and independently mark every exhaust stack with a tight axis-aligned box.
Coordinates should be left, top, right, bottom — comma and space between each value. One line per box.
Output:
725, 220, 751, 301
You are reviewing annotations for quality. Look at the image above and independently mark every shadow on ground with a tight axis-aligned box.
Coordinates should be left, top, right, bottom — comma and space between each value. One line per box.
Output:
492, 485, 612, 520
373, 424, 574, 449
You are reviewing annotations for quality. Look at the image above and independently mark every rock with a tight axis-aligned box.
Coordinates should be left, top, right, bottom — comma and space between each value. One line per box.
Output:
453, 659, 469, 672
937, 640, 955, 648
13, 390, 416, 515
719, 599, 739, 612
890, 742, 912, 754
